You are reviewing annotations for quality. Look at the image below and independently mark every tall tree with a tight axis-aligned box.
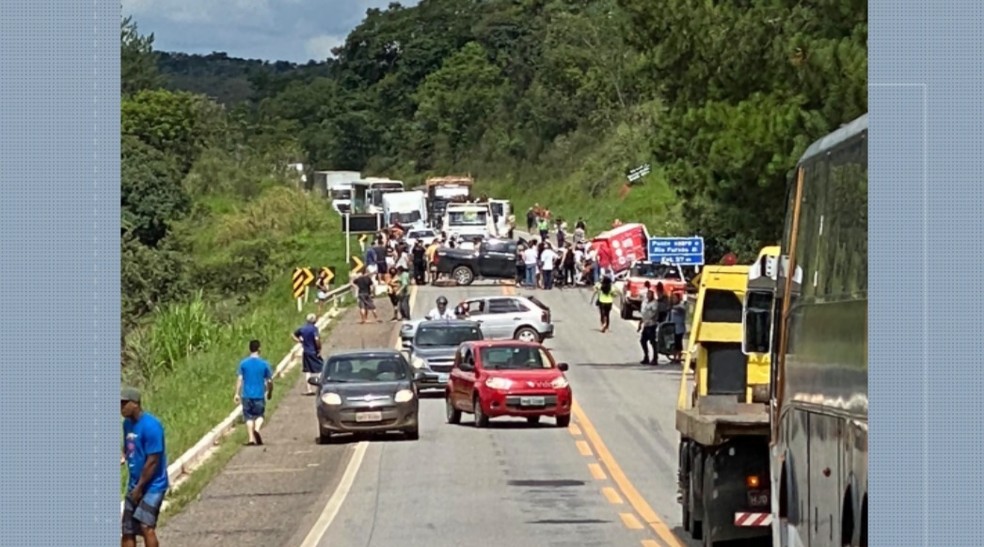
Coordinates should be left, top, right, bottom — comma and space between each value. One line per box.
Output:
121, 16, 163, 96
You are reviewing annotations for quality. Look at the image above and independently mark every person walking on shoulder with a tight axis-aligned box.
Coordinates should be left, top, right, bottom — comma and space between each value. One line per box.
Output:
234, 339, 273, 445
592, 276, 619, 333
293, 313, 324, 394
637, 290, 660, 365
121, 386, 168, 547
351, 270, 382, 324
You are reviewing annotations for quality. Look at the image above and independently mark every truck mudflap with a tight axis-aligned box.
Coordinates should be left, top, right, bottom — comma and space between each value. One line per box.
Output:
701, 437, 771, 544
734, 512, 773, 527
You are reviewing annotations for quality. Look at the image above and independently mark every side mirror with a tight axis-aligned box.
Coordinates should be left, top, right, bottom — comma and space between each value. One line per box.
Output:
402, 337, 413, 349
306, 376, 321, 387
557, 362, 569, 372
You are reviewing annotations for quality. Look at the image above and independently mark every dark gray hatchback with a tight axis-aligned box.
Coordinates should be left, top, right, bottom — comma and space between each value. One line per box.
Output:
308, 349, 426, 444
407, 319, 484, 391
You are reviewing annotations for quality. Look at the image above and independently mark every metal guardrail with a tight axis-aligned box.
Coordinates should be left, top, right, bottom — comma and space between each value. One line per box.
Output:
122, 285, 353, 514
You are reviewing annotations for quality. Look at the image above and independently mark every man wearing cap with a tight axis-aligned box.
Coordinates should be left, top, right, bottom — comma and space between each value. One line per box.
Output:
293, 314, 323, 395
121, 386, 168, 547
235, 339, 273, 446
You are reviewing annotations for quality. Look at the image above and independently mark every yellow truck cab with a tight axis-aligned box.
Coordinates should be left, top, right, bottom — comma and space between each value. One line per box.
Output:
673, 247, 779, 546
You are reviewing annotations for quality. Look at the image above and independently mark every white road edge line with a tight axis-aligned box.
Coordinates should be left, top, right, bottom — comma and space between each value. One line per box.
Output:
297, 441, 369, 547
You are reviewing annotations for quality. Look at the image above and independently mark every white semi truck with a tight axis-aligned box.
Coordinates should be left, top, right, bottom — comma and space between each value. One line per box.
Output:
382, 190, 428, 229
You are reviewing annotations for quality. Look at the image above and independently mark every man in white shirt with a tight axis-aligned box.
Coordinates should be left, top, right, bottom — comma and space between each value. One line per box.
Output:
522, 241, 539, 288
425, 296, 457, 320
539, 243, 558, 290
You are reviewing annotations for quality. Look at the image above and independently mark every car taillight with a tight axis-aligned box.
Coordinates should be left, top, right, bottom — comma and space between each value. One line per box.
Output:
541, 310, 550, 323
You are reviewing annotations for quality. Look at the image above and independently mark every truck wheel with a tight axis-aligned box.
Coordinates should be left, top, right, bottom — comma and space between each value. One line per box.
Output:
452, 266, 475, 286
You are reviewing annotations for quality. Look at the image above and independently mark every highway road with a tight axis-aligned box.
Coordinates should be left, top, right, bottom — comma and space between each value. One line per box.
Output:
160, 280, 697, 547
317, 282, 694, 547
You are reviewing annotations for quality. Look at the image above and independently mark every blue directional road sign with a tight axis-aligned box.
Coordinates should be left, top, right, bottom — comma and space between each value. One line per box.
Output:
647, 236, 705, 266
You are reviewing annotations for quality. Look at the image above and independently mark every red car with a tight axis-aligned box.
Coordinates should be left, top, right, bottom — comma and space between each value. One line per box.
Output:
445, 340, 572, 428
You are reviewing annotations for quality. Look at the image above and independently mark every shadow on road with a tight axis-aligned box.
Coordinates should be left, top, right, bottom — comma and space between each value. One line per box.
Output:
572, 361, 688, 374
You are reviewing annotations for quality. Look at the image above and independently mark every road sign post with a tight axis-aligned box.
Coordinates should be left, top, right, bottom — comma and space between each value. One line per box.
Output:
647, 236, 705, 266
344, 213, 352, 279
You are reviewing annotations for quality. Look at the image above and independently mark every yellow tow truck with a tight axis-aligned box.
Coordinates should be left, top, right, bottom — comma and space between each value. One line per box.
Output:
671, 246, 779, 546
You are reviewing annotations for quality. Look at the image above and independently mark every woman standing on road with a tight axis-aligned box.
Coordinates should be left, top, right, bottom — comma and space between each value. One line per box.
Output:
592, 276, 619, 333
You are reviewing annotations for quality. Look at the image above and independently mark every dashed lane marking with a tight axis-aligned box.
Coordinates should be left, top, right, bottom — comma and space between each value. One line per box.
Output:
620, 513, 645, 530
575, 439, 593, 457
602, 487, 624, 505
588, 463, 606, 480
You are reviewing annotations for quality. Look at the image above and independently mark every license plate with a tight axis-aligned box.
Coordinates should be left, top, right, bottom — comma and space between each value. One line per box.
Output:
438, 373, 449, 383
355, 411, 382, 423
747, 490, 769, 507
520, 396, 546, 406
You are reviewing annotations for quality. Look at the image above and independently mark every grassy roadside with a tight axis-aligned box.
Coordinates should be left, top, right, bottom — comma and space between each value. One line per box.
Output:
121, 187, 364, 497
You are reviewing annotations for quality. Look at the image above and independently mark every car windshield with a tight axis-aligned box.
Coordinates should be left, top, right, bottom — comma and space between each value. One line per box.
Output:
448, 211, 487, 225
480, 347, 554, 370
631, 262, 680, 280
323, 356, 409, 383
416, 326, 482, 347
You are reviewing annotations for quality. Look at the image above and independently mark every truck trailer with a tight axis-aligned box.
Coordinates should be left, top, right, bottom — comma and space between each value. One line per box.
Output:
674, 247, 780, 547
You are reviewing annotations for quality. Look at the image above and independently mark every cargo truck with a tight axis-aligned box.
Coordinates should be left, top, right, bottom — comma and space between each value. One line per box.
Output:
673, 246, 780, 547
426, 176, 473, 227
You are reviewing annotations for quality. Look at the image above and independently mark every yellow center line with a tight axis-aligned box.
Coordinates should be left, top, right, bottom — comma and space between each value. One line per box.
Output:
568, 423, 583, 436
588, 463, 606, 480
575, 439, 593, 457
573, 401, 686, 547
602, 486, 624, 505
620, 513, 644, 530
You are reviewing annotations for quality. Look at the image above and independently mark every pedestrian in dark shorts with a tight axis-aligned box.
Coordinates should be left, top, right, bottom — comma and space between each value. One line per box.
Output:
235, 339, 273, 445
121, 386, 168, 547
293, 313, 324, 394
351, 269, 381, 324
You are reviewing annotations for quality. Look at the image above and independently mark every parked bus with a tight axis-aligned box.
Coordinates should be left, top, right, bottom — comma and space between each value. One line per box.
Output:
763, 113, 867, 547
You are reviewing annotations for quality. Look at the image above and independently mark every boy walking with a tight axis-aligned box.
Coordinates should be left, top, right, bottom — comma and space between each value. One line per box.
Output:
235, 339, 273, 446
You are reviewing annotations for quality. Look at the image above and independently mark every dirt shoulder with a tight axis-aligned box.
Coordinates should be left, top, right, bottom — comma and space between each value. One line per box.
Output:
158, 308, 399, 547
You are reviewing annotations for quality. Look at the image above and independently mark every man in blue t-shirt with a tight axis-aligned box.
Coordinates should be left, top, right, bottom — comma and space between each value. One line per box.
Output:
121, 386, 169, 547
235, 339, 273, 446
293, 314, 323, 395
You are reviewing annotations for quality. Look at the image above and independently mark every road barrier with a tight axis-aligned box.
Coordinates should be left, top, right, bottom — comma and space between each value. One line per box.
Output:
122, 285, 354, 516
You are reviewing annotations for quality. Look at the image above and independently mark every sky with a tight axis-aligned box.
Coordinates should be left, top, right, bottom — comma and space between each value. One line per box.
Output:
122, 0, 420, 63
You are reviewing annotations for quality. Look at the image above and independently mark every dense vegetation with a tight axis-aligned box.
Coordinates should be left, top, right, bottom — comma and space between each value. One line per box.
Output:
121, 16, 349, 471
155, 0, 866, 259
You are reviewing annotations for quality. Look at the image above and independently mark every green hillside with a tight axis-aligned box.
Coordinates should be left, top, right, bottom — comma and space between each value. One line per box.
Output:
151, 0, 866, 260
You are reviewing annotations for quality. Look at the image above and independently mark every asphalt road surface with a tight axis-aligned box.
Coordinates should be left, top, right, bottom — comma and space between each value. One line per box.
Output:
160, 280, 698, 547
319, 282, 695, 547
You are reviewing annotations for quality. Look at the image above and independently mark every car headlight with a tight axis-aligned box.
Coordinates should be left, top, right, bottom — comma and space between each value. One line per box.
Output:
401, 323, 412, 332
551, 376, 569, 389
411, 356, 427, 369
485, 377, 513, 390
320, 392, 342, 405
394, 389, 415, 403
